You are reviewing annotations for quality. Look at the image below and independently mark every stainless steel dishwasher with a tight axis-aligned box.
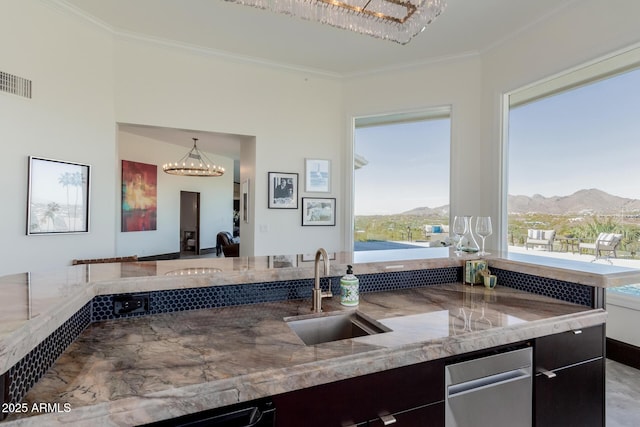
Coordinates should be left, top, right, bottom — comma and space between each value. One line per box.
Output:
445, 346, 532, 427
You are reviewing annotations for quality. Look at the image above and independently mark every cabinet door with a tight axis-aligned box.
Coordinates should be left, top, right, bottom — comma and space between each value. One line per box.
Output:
369, 402, 444, 427
273, 359, 444, 427
534, 358, 604, 427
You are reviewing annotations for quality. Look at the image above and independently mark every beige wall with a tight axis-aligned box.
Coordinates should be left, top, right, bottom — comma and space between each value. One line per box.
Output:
0, 1, 117, 274
342, 57, 484, 250
2, 0, 640, 275
480, 0, 640, 251
113, 39, 344, 257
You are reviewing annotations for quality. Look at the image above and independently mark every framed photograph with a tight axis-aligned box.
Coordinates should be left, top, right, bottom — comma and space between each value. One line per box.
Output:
299, 252, 336, 262
27, 156, 91, 235
268, 172, 298, 209
268, 254, 298, 268
302, 197, 336, 226
121, 160, 158, 232
242, 179, 250, 223
305, 158, 330, 192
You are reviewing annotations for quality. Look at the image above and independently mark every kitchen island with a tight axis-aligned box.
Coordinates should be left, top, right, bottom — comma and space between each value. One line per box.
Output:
0, 251, 636, 426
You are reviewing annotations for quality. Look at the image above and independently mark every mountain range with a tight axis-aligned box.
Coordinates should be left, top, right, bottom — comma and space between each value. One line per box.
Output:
401, 189, 640, 216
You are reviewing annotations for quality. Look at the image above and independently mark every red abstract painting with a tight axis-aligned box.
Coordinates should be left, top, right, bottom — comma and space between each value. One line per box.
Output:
121, 160, 157, 232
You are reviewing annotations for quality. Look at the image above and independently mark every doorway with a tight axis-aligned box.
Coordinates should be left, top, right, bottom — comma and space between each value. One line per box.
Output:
180, 191, 200, 255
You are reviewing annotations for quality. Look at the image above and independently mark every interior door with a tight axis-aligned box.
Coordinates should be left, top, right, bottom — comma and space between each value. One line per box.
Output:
180, 191, 201, 255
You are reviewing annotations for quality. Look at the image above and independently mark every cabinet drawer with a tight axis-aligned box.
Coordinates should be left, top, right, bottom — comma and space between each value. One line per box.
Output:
535, 324, 603, 371
273, 359, 444, 427
369, 402, 444, 427
534, 358, 604, 427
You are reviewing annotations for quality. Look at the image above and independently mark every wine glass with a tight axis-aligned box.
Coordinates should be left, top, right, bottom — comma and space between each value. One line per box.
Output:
475, 216, 493, 256
452, 216, 468, 255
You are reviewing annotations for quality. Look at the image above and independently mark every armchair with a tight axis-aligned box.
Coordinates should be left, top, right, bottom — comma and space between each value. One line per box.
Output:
216, 231, 239, 257
578, 232, 623, 261
525, 229, 556, 251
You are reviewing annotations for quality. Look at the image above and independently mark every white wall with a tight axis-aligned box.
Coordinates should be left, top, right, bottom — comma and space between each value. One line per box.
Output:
0, 1, 116, 275
341, 0, 640, 254
4, 0, 640, 276
480, 0, 640, 251
478, 0, 640, 344
342, 57, 484, 250
117, 131, 235, 257
239, 138, 257, 257
112, 40, 344, 256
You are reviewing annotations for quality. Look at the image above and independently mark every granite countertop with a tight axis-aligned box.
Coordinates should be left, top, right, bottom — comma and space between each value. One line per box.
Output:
5, 282, 605, 426
1, 250, 637, 381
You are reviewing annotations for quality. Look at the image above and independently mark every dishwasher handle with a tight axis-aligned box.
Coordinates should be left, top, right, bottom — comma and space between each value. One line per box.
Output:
447, 368, 531, 398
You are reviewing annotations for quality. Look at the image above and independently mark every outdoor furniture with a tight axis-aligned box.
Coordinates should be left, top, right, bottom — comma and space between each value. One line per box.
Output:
557, 236, 579, 253
525, 229, 556, 251
424, 224, 449, 241
578, 232, 623, 261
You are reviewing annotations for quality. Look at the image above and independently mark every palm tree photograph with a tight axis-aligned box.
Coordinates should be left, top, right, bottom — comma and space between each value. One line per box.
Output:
27, 157, 90, 234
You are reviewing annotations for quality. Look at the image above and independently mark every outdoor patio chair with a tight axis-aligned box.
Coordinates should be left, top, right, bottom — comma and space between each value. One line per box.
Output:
578, 232, 623, 261
525, 229, 556, 251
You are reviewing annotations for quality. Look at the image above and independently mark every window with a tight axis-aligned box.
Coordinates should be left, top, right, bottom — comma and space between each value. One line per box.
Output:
353, 108, 451, 258
506, 48, 640, 266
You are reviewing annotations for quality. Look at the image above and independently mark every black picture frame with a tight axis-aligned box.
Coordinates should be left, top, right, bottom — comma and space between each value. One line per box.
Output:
268, 172, 298, 209
302, 197, 336, 226
27, 156, 91, 235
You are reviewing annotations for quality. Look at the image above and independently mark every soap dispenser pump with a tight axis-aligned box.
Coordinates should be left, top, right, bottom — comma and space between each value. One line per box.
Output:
340, 265, 359, 307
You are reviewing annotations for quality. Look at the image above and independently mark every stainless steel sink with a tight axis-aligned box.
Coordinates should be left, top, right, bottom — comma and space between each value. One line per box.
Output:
285, 310, 391, 346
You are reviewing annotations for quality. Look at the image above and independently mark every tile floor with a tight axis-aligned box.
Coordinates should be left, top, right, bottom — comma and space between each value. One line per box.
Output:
607, 359, 640, 426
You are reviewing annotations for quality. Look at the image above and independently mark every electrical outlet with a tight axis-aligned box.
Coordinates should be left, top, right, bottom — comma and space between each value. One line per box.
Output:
113, 293, 150, 315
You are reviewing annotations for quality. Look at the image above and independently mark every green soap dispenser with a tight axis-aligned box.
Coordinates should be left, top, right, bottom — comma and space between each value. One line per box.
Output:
340, 265, 359, 307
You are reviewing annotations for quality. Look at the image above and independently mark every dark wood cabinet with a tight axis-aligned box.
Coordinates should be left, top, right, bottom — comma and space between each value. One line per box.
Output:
272, 359, 444, 427
368, 401, 444, 427
273, 324, 605, 427
534, 324, 605, 427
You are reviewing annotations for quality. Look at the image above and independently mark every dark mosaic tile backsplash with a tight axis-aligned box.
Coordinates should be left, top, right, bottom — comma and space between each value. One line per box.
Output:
3, 265, 592, 409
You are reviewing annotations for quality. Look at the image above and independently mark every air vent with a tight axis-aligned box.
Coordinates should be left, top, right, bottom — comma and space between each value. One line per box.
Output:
0, 71, 32, 99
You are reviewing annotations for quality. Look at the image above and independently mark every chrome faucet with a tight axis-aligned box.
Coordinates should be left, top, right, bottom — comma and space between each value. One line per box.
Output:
312, 248, 332, 312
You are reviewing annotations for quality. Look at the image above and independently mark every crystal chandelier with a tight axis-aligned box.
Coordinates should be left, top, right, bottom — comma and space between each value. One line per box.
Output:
163, 138, 225, 177
226, 0, 446, 44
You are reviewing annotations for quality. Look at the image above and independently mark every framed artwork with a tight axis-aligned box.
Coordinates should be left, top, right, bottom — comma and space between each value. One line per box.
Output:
299, 252, 336, 262
305, 158, 330, 192
302, 197, 336, 226
121, 160, 158, 232
268, 254, 298, 268
268, 172, 298, 209
242, 179, 250, 223
27, 156, 91, 235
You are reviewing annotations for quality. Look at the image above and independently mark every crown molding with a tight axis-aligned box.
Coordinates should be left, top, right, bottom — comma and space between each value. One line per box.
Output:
47, 0, 343, 79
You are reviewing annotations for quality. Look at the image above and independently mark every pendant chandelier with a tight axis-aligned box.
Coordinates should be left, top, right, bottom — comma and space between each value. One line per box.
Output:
226, 0, 446, 45
163, 138, 225, 177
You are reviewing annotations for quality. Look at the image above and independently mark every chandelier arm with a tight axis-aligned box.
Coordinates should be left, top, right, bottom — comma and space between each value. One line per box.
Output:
162, 137, 225, 177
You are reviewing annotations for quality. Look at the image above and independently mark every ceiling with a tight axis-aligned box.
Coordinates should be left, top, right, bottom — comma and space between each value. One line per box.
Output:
61, 0, 576, 77
61, 0, 576, 174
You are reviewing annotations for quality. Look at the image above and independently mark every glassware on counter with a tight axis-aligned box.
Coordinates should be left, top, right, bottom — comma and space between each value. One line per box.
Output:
476, 216, 493, 256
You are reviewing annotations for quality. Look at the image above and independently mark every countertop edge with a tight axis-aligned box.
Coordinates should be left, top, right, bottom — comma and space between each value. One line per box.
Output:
2, 309, 606, 427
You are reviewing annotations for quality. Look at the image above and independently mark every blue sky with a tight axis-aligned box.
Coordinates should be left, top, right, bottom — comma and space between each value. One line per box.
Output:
355, 67, 640, 216
509, 68, 640, 199
355, 119, 450, 215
